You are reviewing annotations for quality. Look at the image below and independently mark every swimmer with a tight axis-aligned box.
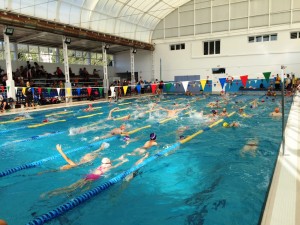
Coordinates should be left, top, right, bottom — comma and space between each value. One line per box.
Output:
270, 107, 282, 117
43, 155, 128, 197
219, 108, 228, 117
13, 115, 26, 121
223, 121, 239, 128
83, 104, 94, 112
238, 108, 251, 118
159, 105, 190, 118
240, 139, 259, 157
107, 107, 130, 121
41, 143, 110, 173
0, 219, 8, 225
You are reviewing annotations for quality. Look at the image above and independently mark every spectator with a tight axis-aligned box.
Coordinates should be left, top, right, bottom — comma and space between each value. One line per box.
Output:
93, 69, 100, 77
69, 67, 75, 77
54, 67, 64, 77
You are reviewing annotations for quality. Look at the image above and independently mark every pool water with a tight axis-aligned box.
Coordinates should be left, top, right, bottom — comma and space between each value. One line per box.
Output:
0, 94, 291, 225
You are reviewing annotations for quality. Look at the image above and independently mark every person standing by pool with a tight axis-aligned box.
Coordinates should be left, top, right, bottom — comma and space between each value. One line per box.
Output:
43, 155, 128, 197
23, 81, 34, 109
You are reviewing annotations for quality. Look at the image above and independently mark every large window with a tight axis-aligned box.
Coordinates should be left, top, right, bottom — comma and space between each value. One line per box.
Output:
204, 40, 220, 55
248, 33, 277, 43
290, 32, 300, 39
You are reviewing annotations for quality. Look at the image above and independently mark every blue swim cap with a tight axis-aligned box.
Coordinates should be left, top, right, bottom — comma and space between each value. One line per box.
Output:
150, 133, 157, 140
123, 136, 130, 141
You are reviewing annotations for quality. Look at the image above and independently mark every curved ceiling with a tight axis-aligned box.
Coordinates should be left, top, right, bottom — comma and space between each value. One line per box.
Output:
0, 0, 191, 43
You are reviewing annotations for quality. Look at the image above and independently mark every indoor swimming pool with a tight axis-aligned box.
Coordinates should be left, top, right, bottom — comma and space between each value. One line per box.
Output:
0, 93, 292, 225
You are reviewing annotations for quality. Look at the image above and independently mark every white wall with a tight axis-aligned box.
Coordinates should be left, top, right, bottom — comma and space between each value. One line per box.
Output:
114, 50, 153, 81
152, 25, 300, 83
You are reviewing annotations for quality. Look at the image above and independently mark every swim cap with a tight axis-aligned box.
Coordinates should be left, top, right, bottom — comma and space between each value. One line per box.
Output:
212, 110, 217, 114
223, 122, 229, 127
102, 142, 110, 149
123, 136, 130, 141
179, 135, 185, 140
150, 132, 157, 140
101, 157, 111, 164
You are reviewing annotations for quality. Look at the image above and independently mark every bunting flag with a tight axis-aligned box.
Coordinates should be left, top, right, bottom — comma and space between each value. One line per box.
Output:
57, 88, 61, 96
66, 88, 71, 96
219, 78, 226, 89
240, 75, 248, 87
87, 87, 92, 96
110, 86, 115, 96
47, 88, 51, 95
38, 87, 42, 95
200, 80, 207, 90
150, 84, 157, 94
7, 86, 10, 92
1, 86, 4, 92
136, 84, 141, 93
165, 83, 172, 92
254, 80, 257, 83
98, 87, 103, 96
77, 88, 81, 95
31, 87, 34, 95
15, 87, 18, 94
263, 72, 271, 83
182, 81, 189, 92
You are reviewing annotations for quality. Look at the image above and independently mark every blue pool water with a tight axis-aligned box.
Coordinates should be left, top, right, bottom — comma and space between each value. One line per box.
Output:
0, 94, 292, 225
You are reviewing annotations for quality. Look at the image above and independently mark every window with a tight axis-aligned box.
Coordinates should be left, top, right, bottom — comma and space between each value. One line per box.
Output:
248, 37, 255, 43
248, 33, 277, 43
291, 32, 297, 39
270, 34, 277, 41
170, 43, 185, 51
256, 36, 262, 42
212, 68, 226, 74
203, 40, 220, 55
263, 35, 269, 42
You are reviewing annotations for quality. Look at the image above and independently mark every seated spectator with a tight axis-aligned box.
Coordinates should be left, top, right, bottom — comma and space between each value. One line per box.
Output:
0, 94, 7, 112
83, 67, 89, 81
54, 67, 64, 77
69, 67, 75, 77
79, 68, 84, 76
93, 69, 100, 77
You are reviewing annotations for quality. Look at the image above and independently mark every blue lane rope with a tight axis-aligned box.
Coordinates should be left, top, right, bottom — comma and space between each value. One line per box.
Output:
26, 142, 180, 225
0, 136, 118, 178
0, 126, 27, 133
0, 131, 66, 147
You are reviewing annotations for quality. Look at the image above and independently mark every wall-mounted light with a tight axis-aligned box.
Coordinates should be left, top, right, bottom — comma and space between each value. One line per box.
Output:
4, 27, 14, 36
65, 38, 71, 44
105, 44, 110, 50
132, 48, 137, 54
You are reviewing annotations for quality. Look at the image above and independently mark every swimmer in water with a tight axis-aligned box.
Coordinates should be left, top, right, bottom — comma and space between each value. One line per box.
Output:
240, 139, 259, 157
43, 155, 128, 197
270, 107, 282, 117
222, 121, 239, 128
159, 105, 190, 118
83, 104, 94, 112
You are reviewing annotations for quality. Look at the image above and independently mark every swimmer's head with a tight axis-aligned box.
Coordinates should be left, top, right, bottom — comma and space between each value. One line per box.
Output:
0, 219, 8, 225
222, 108, 226, 112
101, 157, 111, 164
274, 107, 280, 113
212, 109, 217, 114
179, 135, 185, 140
123, 135, 130, 141
150, 132, 157, 140
120, 124, 126, 130
89, 104, 92, 107
223, 122, 229, 127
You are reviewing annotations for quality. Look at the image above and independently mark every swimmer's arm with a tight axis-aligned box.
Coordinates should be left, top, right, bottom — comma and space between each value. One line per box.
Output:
56, 144, 76, 166
112, 158, 129, 168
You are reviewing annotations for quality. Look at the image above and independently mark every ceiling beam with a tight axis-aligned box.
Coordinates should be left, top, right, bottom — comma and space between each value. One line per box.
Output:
0, 10, 154, 51
16, 31, 48, 43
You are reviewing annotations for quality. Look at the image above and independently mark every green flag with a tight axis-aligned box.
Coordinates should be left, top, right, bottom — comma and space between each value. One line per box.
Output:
47, 88, 51, 95
263, 72, 271, 83
165, 83, 172, 92
98, 87, 103, 95
7, 86, 10, 92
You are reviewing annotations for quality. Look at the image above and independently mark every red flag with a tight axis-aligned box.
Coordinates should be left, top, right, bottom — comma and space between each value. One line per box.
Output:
240, 75, 248, 87
151, 84, 157, 94
38, 87, 42, 94
87, 87, 92, 96
1, 86, 4, 92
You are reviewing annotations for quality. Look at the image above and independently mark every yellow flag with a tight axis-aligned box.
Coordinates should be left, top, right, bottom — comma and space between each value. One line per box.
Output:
200, 80, 207, 90
123, 86, 128, 95
67, 88, 71, 96
22, 87, 26, 95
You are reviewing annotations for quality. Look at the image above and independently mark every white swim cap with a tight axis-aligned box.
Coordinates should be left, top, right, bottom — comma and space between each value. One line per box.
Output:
101, 157, 111, 164
102, 142, 110, 149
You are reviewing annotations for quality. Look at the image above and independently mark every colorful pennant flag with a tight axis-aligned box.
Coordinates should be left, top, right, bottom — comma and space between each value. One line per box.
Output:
57, 88, 61, 96
136, 85, 141, 93
182, 81, 189, 92
77, 88, 81, 95
263, 72, 271, 83
200, 80, 207, 90
165, 83, 172, 92
240, 75, 248, 87
219, 78, 226, 89
87, 87, 92, 96
151, 84, 157, 94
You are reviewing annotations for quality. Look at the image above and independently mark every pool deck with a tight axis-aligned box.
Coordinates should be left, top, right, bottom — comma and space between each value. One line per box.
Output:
261, 93, 300, 225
